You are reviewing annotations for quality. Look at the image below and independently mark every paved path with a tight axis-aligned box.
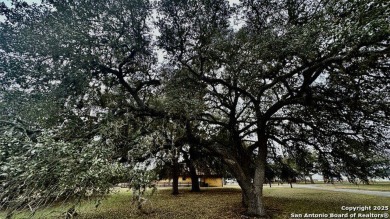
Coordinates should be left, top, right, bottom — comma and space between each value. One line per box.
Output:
292, 184, 390, 197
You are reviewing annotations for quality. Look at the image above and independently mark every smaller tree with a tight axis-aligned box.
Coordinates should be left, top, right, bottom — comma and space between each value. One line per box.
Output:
0, 128, 126, 218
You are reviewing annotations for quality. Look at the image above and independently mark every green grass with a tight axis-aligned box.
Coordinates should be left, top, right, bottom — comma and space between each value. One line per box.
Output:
263, 187, 390, 218
1, 186, 389, 219
315, 182, 390, 191
0, 188, 243, 219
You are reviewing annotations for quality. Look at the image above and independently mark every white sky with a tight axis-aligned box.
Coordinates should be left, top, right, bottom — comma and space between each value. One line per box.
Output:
1, 0, 241, 22
2, 0, 41, 6
0, 0, 39, 22
2, 0, 240, 6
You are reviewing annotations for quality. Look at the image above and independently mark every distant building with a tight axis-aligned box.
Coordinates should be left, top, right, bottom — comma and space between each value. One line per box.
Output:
156, 175, 224, 187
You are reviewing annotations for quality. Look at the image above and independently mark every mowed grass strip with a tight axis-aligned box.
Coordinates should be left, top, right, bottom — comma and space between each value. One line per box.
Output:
2, 187, 389, 219
316, 182, 390, 191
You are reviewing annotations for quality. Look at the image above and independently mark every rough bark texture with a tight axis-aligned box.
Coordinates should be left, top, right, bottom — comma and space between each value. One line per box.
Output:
245, 189, 266, 217
246, 141, 267, 217
226, 138, 268, 217
239, 178, 266, 217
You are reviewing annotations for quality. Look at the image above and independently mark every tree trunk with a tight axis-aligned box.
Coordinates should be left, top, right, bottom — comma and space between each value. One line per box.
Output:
233, 166, 266, 218
242, 190, 248, 207
245, 190, 266, 217
189, 163, 200, 192
228, 169, 267, 218
206, 119, 268, 217
248, 166, 267, 216
240, 180, 267, 217
183, 146, 201, 192
172, 157, 179, 195
238, 137, 268, 218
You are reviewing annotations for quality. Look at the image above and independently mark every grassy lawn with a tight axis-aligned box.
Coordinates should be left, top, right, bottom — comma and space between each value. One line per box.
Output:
1, 186, 389, 219
264, 187, 389, 218
313, 182, 390, 191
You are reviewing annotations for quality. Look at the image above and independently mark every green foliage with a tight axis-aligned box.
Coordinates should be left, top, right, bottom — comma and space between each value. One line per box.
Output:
0, 130, 126, 216
1, 0, 390, 216
128, 169, 157, 210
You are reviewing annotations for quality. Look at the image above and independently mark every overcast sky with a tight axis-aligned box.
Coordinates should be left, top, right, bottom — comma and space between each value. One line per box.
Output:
1, 0, 241, 22
3, 0, 240, 6
3, 0, 41, 6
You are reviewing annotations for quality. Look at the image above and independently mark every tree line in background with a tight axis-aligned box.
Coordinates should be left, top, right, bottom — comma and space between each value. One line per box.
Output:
1, 0, 389, 218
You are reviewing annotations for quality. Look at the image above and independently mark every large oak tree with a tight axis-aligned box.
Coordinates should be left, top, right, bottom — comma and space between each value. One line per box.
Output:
1, 0, 389, 217
157, 0, 389, 216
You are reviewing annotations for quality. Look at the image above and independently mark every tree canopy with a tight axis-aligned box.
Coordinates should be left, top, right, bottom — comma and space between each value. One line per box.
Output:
1, 0, 389, 217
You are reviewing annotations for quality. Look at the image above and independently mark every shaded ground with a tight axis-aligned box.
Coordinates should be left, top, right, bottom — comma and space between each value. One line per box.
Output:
2, 187, 390, 219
